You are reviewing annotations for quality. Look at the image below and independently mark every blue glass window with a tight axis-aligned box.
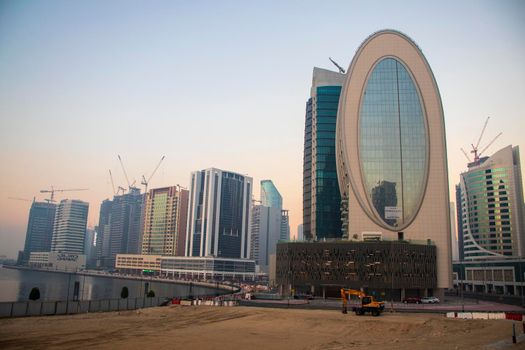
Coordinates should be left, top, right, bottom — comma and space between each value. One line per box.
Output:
359, 58, 427, 228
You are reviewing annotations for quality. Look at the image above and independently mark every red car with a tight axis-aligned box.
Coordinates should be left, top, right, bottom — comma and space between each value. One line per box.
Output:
402, 297, 421, 304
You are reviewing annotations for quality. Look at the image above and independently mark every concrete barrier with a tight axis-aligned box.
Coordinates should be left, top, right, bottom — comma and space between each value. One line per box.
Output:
446, 312, 507, 320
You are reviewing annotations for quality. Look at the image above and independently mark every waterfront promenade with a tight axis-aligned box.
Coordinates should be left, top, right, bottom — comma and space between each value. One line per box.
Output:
3, 265, 238, 293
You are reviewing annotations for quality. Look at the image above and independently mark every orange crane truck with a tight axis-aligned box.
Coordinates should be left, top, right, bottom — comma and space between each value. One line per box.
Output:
340, 288, 385, 316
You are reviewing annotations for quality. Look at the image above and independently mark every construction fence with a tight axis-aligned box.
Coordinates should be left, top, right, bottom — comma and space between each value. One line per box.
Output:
0, 297, 165, 318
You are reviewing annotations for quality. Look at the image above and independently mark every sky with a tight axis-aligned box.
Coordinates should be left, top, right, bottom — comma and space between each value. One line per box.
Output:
0, 0, 524, 259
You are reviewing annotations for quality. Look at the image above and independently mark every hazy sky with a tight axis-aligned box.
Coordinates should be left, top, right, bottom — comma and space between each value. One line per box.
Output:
1, 0, 524, 258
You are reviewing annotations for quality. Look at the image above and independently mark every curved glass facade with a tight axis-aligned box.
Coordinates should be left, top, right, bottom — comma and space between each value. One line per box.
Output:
359, 58, 427, 228
261, 180, 283, 208
461, 164, 513, 258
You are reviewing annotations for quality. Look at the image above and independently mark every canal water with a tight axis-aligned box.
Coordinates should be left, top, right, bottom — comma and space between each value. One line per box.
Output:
0, 266, 222, 302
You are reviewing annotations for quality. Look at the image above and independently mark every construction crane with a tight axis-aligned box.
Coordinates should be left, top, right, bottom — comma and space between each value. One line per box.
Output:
8, 197, 35, 203
462, 116, 503, 165
329, 57, 346, 74
117, 155, 132, 190
40, 187, 88, 203
117, 186, 127, 195
460, 148, 471, 162
141, 155, 166, 193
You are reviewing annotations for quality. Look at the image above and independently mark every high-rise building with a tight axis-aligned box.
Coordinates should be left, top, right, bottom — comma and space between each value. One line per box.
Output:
250, 204, 281, 272
450, 202, 459, 261
303, 68, 345, 241
107, 188, 143, 267
186, 168, 252, 259
280, 209, 290, 241
297, 224, 304, 241
260, 179, 290, 241
51, 199, 89, 254
84, 228, 97, 268
21, 201, 56, 264
336, 30, 452, 296
455, 184, 465, 261
141, 185, 189, 256
458, 145, 525, 260
96, 199, 112, 267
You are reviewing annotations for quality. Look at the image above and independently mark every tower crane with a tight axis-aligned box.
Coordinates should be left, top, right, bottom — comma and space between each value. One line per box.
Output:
462, 116, 503, 165
39, 187, 88, 203
117, 155, 132, 190
141, 155, 166, 193
460, 148, 471, 162
8, 197, 35, 203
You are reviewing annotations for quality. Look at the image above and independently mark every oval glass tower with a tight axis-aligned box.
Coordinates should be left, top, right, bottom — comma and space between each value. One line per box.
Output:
336, 30, 451, 295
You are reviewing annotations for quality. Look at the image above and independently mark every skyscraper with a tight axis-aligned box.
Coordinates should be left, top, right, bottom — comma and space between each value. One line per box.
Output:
260, 179, 290, 241
250, 204, 281, 272
450, 202, 459, 261
84, 227, 97, 268
297, 224, 304, 241
336, 30, 452, 295
186, 168, 252, 259
455, 184, 465, 261
51, 199, 89, 254
96, 199, 112, 267
141, 185, 189, 256
280, 209, 290, 241
303, 68, 345, 241
458, 145, 525, 260
21, 201, 56, 264
107, 188, 143, 267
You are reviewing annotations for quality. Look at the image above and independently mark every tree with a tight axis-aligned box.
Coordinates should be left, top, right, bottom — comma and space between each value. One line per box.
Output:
147, 290, 155, 298
120, 286, 129, 299
29, 287, 40, 301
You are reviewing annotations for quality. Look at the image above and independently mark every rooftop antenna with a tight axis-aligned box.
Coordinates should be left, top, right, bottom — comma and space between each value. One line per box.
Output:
329, 57, 345, 74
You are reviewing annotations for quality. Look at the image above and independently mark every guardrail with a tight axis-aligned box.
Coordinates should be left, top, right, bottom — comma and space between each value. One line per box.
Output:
0, 297, 165, 318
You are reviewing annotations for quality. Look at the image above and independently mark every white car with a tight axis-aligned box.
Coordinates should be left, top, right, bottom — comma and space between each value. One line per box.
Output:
421, 296, 440, 304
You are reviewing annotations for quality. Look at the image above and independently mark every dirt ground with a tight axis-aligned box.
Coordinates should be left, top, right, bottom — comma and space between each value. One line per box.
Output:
0, 306, 523, 350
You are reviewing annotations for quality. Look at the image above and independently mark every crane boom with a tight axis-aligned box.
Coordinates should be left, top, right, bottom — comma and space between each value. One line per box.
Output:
479, 132, 503, 157
141, 155, 166, 193
460, 148, 471, 162
475, 116, 490, 149
147, 156, 165, 183
329, 57, 345, 74
40, 188, 88, 202
8, 197, 33, 202
118, 155, 131, 189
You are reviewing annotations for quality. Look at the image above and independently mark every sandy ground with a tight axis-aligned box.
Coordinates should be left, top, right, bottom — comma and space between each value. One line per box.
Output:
0, 306, 523, 350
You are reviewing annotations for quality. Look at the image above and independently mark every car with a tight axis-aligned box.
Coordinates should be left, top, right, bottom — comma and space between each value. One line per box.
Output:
421, 296, 440, 304
402, 297, 421, 304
